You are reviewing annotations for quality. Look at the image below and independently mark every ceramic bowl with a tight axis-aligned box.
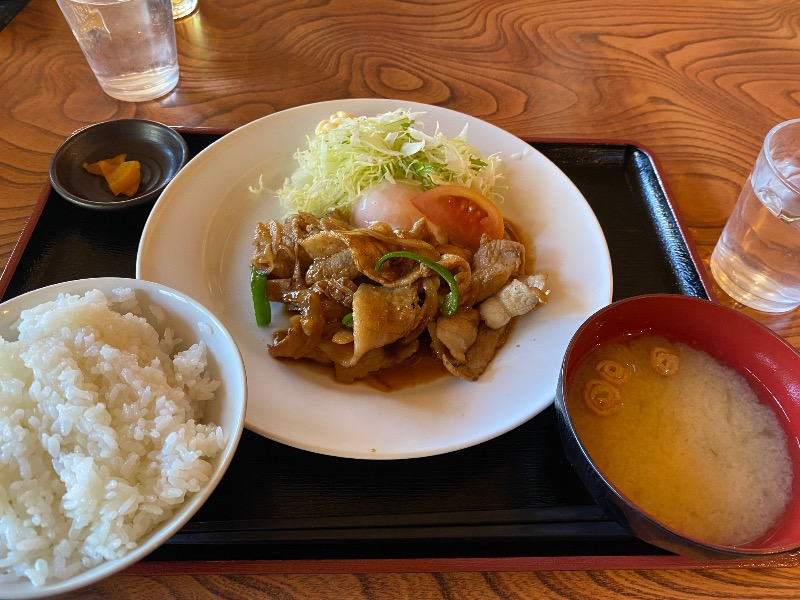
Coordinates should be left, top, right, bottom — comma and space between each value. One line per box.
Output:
0, 277, 246, 599
555, 293, 800, 560
49, 120, 189, 210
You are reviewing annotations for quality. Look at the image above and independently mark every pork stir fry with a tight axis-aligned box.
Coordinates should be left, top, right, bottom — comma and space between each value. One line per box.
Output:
252, 212, 548, 383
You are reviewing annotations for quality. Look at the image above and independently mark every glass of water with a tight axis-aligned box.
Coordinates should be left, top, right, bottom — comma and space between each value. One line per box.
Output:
710, 118, 800, 313
57, 0, 179, 102
171, 0, 197, 19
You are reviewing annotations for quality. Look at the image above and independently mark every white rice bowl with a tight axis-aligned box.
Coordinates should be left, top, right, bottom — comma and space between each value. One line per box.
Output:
0, 278, 246, 599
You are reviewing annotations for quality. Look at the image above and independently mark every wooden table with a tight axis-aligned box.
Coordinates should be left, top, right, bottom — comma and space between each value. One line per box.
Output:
2, 0, 800, 597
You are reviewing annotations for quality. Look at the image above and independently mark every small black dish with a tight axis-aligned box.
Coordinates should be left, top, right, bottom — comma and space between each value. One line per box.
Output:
49, 119, 189, 211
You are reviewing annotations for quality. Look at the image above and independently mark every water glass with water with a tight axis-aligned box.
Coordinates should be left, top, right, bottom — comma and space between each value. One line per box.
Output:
710, 118, 800, 313
56, 0, 179, 102
171, 0, 197, 19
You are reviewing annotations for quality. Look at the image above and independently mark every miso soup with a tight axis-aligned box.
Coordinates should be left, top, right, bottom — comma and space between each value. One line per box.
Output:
567, 335, 793, 547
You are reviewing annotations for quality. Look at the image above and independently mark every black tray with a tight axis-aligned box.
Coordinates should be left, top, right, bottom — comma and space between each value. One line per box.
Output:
0, 131, 714, 562
0, 0, 29, 31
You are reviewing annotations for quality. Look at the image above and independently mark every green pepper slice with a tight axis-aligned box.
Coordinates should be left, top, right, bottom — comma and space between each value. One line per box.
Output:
342, 312, 354, 329
250, 267, 271, 326
375, 250, 460, 317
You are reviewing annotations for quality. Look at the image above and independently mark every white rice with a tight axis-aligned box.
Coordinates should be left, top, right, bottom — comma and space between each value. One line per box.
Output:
0, 287, 224, 586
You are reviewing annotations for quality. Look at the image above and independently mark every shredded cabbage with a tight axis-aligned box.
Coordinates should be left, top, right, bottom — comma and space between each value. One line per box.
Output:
275, 108, 502, 217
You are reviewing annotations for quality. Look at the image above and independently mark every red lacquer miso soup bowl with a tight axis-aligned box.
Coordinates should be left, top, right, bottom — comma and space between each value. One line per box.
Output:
554, 294, 800, 560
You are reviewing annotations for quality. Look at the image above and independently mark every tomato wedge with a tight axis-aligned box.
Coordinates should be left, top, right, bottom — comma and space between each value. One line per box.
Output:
410, 185, 504, 248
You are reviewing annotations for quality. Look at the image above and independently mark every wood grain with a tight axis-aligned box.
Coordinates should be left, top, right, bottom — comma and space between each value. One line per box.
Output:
2, 0, 800, 597
48, 568, 800, 599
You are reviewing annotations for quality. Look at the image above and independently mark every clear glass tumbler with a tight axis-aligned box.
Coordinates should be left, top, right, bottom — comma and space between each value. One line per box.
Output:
57, 0, 180, 102
171, 0, 197, 19
710, 118, 800, 313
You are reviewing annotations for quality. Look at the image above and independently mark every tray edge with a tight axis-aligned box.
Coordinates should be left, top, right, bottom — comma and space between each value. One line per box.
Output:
522, 135, 717, 303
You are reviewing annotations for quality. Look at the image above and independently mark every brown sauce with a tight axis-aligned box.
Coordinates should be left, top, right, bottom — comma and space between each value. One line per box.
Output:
503, 218, 535, 274
365, 346, 449, 392
281, 343, 449, 392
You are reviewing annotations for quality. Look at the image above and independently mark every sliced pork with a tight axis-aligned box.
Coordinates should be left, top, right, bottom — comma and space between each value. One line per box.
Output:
253, 214, 548, 383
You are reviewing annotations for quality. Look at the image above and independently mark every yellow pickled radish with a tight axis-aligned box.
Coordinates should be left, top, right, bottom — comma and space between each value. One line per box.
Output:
105, 160, 141, 196
82, 153, 126, 176
82, 154, 141, 196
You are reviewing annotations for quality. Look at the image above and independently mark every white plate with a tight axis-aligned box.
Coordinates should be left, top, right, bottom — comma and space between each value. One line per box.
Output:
137, 99, 612, 460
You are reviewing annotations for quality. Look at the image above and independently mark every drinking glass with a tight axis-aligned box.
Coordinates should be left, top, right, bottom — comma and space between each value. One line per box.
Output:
710, 118, 800, 313
171, 0, 197, 19
57, 0, 180, 102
